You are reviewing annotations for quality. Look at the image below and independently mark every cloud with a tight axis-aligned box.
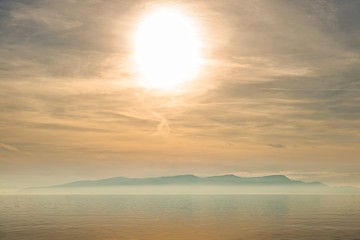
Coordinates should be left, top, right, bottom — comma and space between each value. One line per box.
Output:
0, 0, 360, 188
268, 143, 286, 148
0, 143, 20, 152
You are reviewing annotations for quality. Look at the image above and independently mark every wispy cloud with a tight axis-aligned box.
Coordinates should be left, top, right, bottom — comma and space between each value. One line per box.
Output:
0, 143, 19, 152
268, 143, 286, 149
0, 0, 359, 188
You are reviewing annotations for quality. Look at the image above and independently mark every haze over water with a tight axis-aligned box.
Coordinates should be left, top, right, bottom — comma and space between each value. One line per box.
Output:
1, 0, 360, 239
1, 195, 359, 240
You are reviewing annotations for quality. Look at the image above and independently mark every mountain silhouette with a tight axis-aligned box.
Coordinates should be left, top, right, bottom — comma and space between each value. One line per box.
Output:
52, 174, 325, 187
22, 174, 360, 194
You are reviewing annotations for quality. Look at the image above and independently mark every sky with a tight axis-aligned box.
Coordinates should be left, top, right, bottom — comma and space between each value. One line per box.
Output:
1, 0, 360, 192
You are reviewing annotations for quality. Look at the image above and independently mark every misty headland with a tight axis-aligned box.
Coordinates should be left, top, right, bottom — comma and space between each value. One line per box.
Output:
22, 174, 359, 195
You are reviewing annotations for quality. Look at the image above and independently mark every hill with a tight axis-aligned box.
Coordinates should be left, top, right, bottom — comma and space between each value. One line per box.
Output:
21, 174, 359, 194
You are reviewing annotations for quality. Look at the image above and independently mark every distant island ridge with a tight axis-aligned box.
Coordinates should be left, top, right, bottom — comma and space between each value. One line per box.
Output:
22, 174, 359, 194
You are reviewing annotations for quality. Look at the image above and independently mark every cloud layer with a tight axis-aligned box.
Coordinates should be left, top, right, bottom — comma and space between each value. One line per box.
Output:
0, 0, 359, 190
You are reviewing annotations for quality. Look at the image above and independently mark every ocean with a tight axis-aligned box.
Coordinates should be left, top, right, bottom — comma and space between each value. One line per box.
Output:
1, 195, 359, 240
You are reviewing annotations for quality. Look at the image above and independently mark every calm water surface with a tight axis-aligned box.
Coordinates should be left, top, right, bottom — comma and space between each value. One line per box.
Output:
0, 195, 359, 240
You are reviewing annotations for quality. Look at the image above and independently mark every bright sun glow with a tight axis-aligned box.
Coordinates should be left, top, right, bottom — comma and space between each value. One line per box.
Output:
134, 7, 203, 90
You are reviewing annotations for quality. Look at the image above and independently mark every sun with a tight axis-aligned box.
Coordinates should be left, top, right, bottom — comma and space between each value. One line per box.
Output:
133, 7, 203, 90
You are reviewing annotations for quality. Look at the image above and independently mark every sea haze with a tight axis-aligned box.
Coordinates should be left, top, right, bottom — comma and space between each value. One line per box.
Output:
22, 174, 358, 194
1, 195, 359, 240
